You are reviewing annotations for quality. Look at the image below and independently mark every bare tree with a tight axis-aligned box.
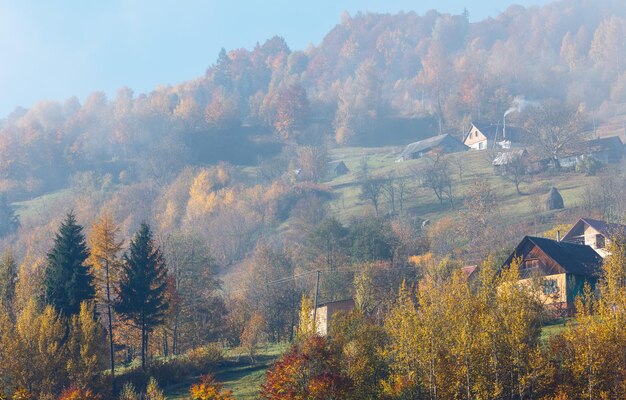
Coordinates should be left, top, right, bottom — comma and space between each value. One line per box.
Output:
523, 99, 584, 169
420, 155, 453, 208
360, 178, 385, 216
382, 173, 397, 214
500, 152, 529, 195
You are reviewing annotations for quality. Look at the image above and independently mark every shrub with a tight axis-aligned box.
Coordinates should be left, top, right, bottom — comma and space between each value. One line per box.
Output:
58, 387, 100, 400
189, 375, 235, 400
185, 344, 224, 374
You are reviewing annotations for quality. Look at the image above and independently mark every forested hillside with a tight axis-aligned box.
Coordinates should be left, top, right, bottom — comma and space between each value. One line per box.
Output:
1, 0, 626, 398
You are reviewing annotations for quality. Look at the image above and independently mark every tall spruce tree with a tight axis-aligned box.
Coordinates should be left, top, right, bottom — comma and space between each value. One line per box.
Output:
44, 212, 95, 316
115, 222, 168, 370
0, 193, 19, 238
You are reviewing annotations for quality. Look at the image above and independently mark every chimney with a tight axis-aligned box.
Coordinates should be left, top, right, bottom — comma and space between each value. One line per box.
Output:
503, 114, 507, 139
557, 230, 561, 242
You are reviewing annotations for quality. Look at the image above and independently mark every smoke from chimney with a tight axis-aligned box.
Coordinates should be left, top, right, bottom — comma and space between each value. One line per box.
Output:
503, 97, 537, 139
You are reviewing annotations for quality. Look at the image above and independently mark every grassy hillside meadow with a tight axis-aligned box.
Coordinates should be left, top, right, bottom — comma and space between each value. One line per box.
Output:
323, 145, 595, 234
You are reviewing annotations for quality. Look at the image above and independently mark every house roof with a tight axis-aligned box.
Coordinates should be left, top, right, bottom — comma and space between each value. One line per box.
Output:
399, 134, 467, 158
461, 265, 478, 280
503, 236, 603, 276
464, 122, 526, 143
492, 149, 528, 166
329, 161, 348, 170
315, 298, 355, 309
562, 218, 626, 242
561, 136, 624, 157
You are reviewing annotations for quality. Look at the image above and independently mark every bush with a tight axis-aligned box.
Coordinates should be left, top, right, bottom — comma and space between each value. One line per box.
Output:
185, 344, 224, 374
116, 345, 224, 394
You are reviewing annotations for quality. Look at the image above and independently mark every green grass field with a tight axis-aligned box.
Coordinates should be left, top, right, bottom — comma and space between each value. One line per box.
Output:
165, 343, 289, 399
324, 145, 597, 233
12, 188, 72, 219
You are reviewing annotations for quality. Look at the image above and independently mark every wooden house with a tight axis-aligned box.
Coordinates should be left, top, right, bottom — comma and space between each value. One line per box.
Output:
502, 236, 602, 311
561, 218, 626, 258
329, 161, 349, 177
557, 136, 624, 168
463, 122, 525, 150
396, 134, 467, 162
313, 299, 355, 336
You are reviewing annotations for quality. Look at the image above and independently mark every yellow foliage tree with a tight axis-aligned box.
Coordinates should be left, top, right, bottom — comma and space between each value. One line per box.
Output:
87, 213, 123, 380
296, 294, 314, 340
67, 302, 106, 391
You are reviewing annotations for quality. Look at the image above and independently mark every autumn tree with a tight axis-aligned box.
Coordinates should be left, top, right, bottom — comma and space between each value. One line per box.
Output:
553, 236, 626, 398
162, 233, 225, 354
145, 377, 166, 400
247, 244, 299, 342
189, 374, 235, 400
296, 294, 314, 340
274, 84, 309, 141
115, 222, 169, 370
240, 312, 266, 363
66, 302, 106, 391
44, 212, 95, 317
330, 311, 389, 400
260, 336, 352, 400
87, 213, 123, 380
8, 301, 69, 398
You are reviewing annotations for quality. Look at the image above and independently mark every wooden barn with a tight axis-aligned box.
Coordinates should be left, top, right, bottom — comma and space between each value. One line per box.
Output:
502, 236, 602, 312
396, 134, 468, 161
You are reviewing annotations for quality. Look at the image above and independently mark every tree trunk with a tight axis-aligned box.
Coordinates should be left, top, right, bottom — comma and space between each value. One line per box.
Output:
141, 323, 147, 370
172, 314, 179, 356
105, 261, 115, 388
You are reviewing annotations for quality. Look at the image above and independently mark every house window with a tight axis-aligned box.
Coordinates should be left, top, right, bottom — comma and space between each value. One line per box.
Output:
596, 234, 606, 249
543, 279, 559, 295
523, 259, 540, 271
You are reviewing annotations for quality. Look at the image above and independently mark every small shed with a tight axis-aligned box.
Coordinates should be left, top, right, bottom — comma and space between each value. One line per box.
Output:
545, 187, 564, 210
313, 298, 355, 336
329, 161, 349, 177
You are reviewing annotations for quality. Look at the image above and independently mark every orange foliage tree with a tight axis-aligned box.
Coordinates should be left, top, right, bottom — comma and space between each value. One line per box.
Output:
189, 374, 235, 400
259, 336, 352, 399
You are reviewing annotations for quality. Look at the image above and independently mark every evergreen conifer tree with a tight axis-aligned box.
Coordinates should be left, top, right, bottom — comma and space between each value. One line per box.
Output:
115, 222, 168, 370
44, 212, 95, 316
0, 193, 19, 238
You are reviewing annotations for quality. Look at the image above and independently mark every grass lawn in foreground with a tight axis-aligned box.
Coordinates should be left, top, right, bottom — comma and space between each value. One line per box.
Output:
165, 343, 289, 399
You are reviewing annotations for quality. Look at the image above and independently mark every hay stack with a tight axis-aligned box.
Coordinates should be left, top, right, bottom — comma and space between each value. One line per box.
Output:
545, 187, 564, 210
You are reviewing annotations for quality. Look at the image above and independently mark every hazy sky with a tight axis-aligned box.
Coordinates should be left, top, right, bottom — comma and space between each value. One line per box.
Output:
0, 0, 551, 117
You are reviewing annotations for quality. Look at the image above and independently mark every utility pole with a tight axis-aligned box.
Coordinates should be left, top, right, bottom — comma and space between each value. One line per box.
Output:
312, 270, 320, 334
